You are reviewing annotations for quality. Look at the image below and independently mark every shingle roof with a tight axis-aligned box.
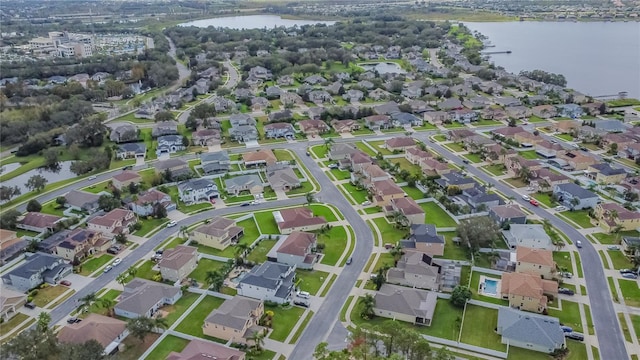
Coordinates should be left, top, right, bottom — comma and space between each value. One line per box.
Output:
277, 231, 316, 257
274, 207, 327, 230
194, 217, 236, 237
18, 212, 62, 229
116, 278, 180, 316
555, 183, 598, 199
158, 245, 197, 270
374, 284, 437, 320
490, 204, 526, 219
385, 136, 416, 148
65, 190, 100, 208
113, 171, 141, 183
166, 339, 245, 360
57, 314, 126, 347
242, 149, 276, 163
205, 296, 262, 330
497, 307, 564, 350
391, 197, 424, 216
409, 224, 444, 244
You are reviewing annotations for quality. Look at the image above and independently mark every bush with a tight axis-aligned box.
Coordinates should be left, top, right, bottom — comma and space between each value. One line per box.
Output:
30, 290, 39, 296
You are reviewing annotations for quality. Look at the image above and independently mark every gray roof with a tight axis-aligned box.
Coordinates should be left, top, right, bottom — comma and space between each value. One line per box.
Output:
505, 224, 550, 242
65, 190, 100, 208
589, 163, 626, 176
224, 174, 262, 190
178, 178, 216, 193
116, 278, 180, 316
554, 183, 598, 199
497, 307, 565, 349
239, 261, 294, 297
374, 284, 437, 320
118, 142, 146, 153
205, 296, 262, 330
409, 224, 444, 244
38, 230, 71, 252
3, 252, 68, 280
200, 151, 229, 164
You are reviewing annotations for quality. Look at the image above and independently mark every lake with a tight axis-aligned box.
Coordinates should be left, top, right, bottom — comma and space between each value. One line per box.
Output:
2, 161, 76, 196
359, 62, 406, 74
180, 15, 336, 30
465, 21, 640, 99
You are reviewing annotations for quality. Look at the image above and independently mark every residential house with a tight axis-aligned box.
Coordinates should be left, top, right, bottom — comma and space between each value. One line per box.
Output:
529, 168, 571, 192
178, 178, 219, 203
600, 133, 636, 150
552, 120, 581, 134
505, 106, 531, 120
298, 120, 330, 136
268, 109, 294, 123
270, 231, 318, 269
586, 163, 627, 184
501, 272, 558, 313
356, 164, 390, 186
64, 190, 101, 213
264, 123, 295, 139
387, 252, 441, 290
114, 278, 182, 319
402, 86, 422, 99
400, 224, 445, 257
277, 75, 294, 86
203, 296, 264, 344
16, 212, 63, 233
497, 307, 565, 353
495, 97, 522, 107
582, 102, 604, 116
364, 114, 392, 130
593, 119, 630, 133
328, 143, 358, 161
154, 158, 190, 178
112, 171, 142, 191
308, 90, 334, 104
513, 131, 544, 146
390, 112, 423, 127
57, 314, 129, 355
370, 179, 405, 206
483, 143, 517, 164
56, 229, 111, 262
201, 151, 230, 175
266, 164, 300, 192
505, 156, 542, 177
437, 98, 463, 111
243, 149, 277, 167
435, 171, 477, 191
0, 230, 26, 265
463, 187, 503, 211
166, 339, 245, 360
152, 121, 179, 138
281, 92, 304, 107
449, 108, 479, 123
0, 288, 27, 321
489, 204, 527, 226
553, 183, 599, 210
342, 89, 364, 102
620, 143, 640, 162
249, 66, 272, 80
190, 217, 244, 250
503, 224, 554, 251
385, 137, 416, 152
373, 284, 437, 326
273, 207, 327, 234
229, 121, 259, 143
115, 143, 146, 160
556, 151, 598, 171
594, 202, 640, 232
2, 253, 72, 292
158, 245, 198, 283
86, 209, 136, 239
225, 175, 264, 196
447, 129, 475, 142
349, 151, 374, 173
331, 119, 360, 133
265, 86, 283, 98
531, 105, 557, 119
420, 158, 451, 176
535, 141, 565, 159
622, 236, 640, 255
303, 75, 326, 85
407, 100, 433, 114
383, 197, 425, 225
192, 129, 220, 146
369, 88, 391, 101
237, 261, 295, 304
515, 247, 556, 279
405, 147, 432, 166
424, 111, 450, 125
109, 124, 138, 143
374, 101, 401, 115
129, 189, 176, 217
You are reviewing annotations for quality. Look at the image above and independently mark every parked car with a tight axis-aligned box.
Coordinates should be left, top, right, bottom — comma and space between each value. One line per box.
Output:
521, 194, 530, 201
60, 280, 72, 286
328, 163, 339, 169
361, 200, 371, 206
620, 269, 635, 274
112, 258, 122, 266
293, 299, 310, 307
346, 257, 353, 265
555, 205, 567, 211
560, 326, 573, 333
156, 249, 164, 255
607, 246, 620, 250
103, 265, 113, 273
107, 247, 119, 255
565, 332, 584, 341
297, 291, 310, 299
529, 199, 539, 206
123, 165, 133, 170
622, 273, 638, 279
384, 243, 395, 250
559, 272, 573, 279
579, 147, 589, 152
166, 221, 177, 228
24, 302, 36, 309
67, 317, 81, 324
558, 288, 575, 296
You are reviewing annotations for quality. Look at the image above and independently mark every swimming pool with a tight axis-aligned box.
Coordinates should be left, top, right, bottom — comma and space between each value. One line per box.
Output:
484, 279, 499, 296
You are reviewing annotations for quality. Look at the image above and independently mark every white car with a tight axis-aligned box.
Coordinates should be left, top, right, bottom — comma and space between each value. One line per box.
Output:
521, 194, 530, 201
166, 221, 177, 228
112, 258, 121, 266
88, 175, 97, 180
555, 205, 567, 211
103, 265, 113, 273
361, 200, 371, 206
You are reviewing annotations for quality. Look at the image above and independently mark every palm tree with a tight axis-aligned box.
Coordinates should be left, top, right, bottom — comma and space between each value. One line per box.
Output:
205, 270, 224, 291
305, 192, 315, 206
37, 311, 51, 332
248, 330, 266, 352
116, 273, 128, 290
153, 316, 169, 332
234, 243, 249, 258
179, 225, 189, 239
324, 137, 334, 149
389, 245, 404, 263
360, 294, 376, 319
391, 211, 409, 229
79, 292, 97, 313
99, 298, 117, 317
518, 166, 531, 183
127, 266, 138, 278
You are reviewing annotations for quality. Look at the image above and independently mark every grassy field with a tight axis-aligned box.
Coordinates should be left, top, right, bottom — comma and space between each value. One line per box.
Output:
295, 270, 330, 295
631, 315, 640, 343
267, 305, 306, 342
548, 300, 583, 333
161, 292, 200, 326
254, 211, 280, 235
329, 168, 351, 180
355, 141, 378, 157
463, 153, 484, 163
79, 254, 115, 276
372, 217, 408, 244
372, 252, 395, 272
31, 286, 69, 308
143, 335, 189, 360
559, 210, 594, 229
481, 164, 507, 176
532, 192, 555, 208
439, 231, 470, 261
460, 305, 506, 351
366, 140, 392, 155
189, 258, 226, 287
340, 182, 369, 204
443, 142, 465, 152
592, 230, 640, 245
519, 150, 539, 160
432, 134, 447, 142
247, 239, 278, 263
308, 204, 340, 222
174, 296, 225, 338
618, 279, 640, 307
0, 313, 30, 335
310, 144, 328, 159
289, 310, 314, 344
401, 185, 425, 200
133, 217, 169, 236
419, 201, 457, 227
389, 157, 422, 175
607, 250, 632, 270
553, 251, 573, 273
318, 226, 348, 266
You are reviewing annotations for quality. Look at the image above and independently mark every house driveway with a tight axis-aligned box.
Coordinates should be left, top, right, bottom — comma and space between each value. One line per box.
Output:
340, 132, 354, 139
63, 273, 96, 292
208, 144, 222, 152
244, 140, 259, 148
167, 210, 188, 221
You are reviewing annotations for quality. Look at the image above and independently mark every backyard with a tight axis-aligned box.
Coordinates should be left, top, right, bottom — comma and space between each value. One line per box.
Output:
161, 291, 200, 326
317, 226, 348, 266
592, 230, 640, 245
246, 239, 278, 263
188, 258, 227, 287
439, 232, 469, 261
460, 305, 507, 351
401, 185, 425, 200
469, 271, 508, 306
371, 252, 395, 272
143, 335, 189, 360
253, 211, 280, 235
174, 296, 225, 338
295, 269, 330, 295
419, 201, 458, 227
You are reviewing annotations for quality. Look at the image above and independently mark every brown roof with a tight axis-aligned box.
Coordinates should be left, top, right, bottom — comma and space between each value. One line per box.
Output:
532, 168, 570, 182
490, 204, 526, 219
493, 126, 527, 137
391, 197, 424, 216
406, 147, 432, 159
158, 245, 197, 270
536, 140, 564, 151
166, 339, 245, 360
18, 212, 62, 229
155, 158, 188, 171
510, 156, 541, 168
277, 231, 316, 256
373, 179, 404, 196
112, 170, 141, 183
364, 114, 390, 122
385, 136, 416, 148
363, 164, 388, 179
87, 209, 134, 229
57, 314, 126, 347
135, 189, 170, 205
350, 151, 373, 164
0, 229, 20, 250
275, 207, 327, 230
242, 149, 276, 164
194, 217, 236, 237
501, 272, 545, 298
421, 158, 448, 171
599, 203, 640, 220
298, 119, 329, 132
516, 246, 555, 267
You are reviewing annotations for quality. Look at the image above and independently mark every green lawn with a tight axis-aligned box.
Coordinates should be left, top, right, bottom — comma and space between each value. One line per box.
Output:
355, 141, 378, 157
309, 204, 340, 222
481, 164, 506, 176
189, 258, 226, 287
286, 181, 315, 195
618, 313, 632, 342
372, 252, 395, 272
329, 168, 351, 180
443, 122, 465, 129
84, 289, 123, 317
631, 315, 640, 343
443, 142, 465, 152
79, 254, 115, 276
273, 149, 294, 162
460, 305, 506, 351
419, 201, 457, 228
133, 217, 169, 236
553, 251, 573, 273
31, 286, 70, 308
0, 313, 30, 336
389, 158, 422, 175
548, 300, 583, 333
555, 133, 574, 142
318, 226, 348, 266
463, 153, 484, 163
503, 177, 528, 188
469, 271, 508, 305
439, 231, 470, 261
559, 210, 594, 229
608, 98, 640, 107
144, 335, 189, 360
607, 250, 632, 270
174, 296, 226, 337
267, 305, 306, 342
366, 140, 392, 155
372, 217, 408, 244
475, 119, 503, 126
247, 239, 278, 263
592, 231, 640, 245
135, 260, 159, 281
289, 310, 314, 344
432, 135, 447, 142
532, 192, 556, 208
518, 150, 539, 160
618, 279, 640, 307
161, 292, 200, 326
40, 201, 67, 217
401, 185, 425, 200
340, 182, 369, 205
295, 270, 330, 295
254, 211, 280, 235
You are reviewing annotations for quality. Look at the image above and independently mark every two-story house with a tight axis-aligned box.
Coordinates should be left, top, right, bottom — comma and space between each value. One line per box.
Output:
158, 245, 198, 283
58, 314, 129, 355
384, 137, 416, 152
364, 115, 392, 130
594, 202, 640, 233
224, 175, 264, 196
2, 252, 72, 291
586, 163, 627, 185
383, 197, 425, 225
203, 296, 265, 344
370, 179, 405, 206
373, 284, 437, 326
154, 158, 191, 178
489, 204, 527, 226
502, 224, 554, 251
86, 209, 137, 239
112, 171, 142, 191
553, 183, 599, 210
387, 251, 441, 290
129, 189, 176, 216
266, 164, 301, 192
191, 217, 244, 250
237, 261, 295, 304
501, 272, 558, 313
515, 246, 556, 280
200, 151, 230, 175
400, 224, 445, 257
298, 120, 330, 136
178, 178, 219, 203
56, 229, 111, 262
270, 231, 317, 269
243, 149, 277, 167
264, 123, 295, 139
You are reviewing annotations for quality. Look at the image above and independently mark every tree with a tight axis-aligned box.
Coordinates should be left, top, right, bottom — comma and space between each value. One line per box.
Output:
450, 285, 472, 308
126, 316, 155, 343
373, 266, 387, 290
324, 137, 334, 149
79, 292, 97, 312
305, 192, 315, 206
116, 273, 128, 290
56, 196, 67, 207
313, 342, 330, 360
0, 185, 20, 201
517, 166, 532, 183
43, 148, 60, 170
152, 202, 168, 218
1, 327, 60, 360
360, 294, 376, 319
456, 216, 501, 252
205, 269, 224, 291
609, 143, 618, 155
114, 232, 127, 244
235, 243, 249, 258
248, 330, 266, 352
26, 199, 42, 212
179, 225, 189, 238
0, 209, 21, 229
154, 111, 175, 122
127, 266, 138, 278
99, 298, 117, 317
26, 174, 48, 192
58, 340, 105, 360
37, 311, 51, 332
98, 194, 121, 212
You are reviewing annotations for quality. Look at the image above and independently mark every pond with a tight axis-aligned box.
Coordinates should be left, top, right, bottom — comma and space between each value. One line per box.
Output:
2, 161, 77, 195
358, 62, 406, 75
180, 15, 336, 30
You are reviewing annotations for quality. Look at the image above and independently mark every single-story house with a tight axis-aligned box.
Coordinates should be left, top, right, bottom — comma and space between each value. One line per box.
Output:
373, 284, 437, 326
114, 278, 182, 319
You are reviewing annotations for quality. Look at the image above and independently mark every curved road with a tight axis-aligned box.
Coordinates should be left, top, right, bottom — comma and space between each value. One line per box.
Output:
26, 129, 625, 359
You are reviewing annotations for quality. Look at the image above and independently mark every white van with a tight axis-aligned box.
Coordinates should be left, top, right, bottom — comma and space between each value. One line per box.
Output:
297, 291, 310, 299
